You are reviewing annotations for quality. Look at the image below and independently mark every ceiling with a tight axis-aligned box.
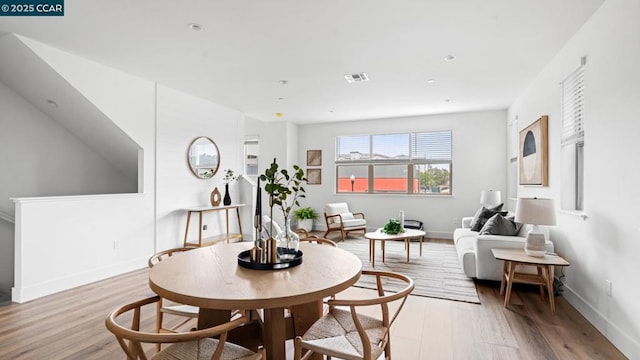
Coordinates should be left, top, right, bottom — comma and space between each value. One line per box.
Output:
0, 0, 604, 124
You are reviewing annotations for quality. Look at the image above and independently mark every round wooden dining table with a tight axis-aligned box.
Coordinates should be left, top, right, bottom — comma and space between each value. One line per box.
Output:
149, 241, 362, 360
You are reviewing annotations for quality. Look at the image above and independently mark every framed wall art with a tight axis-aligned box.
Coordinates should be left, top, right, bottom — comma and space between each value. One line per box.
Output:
519, 115, 548, 186
307, 168, 322, 185
307, 150, 322, 166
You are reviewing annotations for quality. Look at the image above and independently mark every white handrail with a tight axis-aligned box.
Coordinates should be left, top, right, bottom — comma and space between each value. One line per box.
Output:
0, 211, 15, 224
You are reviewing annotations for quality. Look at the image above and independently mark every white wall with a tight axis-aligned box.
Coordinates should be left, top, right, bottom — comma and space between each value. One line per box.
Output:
8, 37, 249, 302
245, 117, 291, 225
8, 38, 157, 303
0, 80, 134, 216
508, 0, 639, 357
296, 110, 508, 238
155, 85, 245, 251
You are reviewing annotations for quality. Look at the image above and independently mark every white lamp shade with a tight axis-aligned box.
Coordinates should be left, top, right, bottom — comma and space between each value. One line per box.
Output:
514, 198, 556, 225
480, 190, 501, 206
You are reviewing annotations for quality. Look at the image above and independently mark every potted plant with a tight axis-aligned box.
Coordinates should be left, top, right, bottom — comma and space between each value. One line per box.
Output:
293, 207, 318, 232
260, 158, 307, 259
222, 169, 240, 205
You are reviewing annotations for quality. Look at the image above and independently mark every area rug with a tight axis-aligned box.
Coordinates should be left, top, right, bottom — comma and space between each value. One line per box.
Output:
337, 238, 480, 304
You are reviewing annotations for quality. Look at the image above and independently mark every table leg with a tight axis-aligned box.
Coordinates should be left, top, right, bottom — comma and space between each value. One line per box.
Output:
419, 236, 423, 256
504, 261, 515, 307
406, 238, 410, 263
545, 265, 556, 314
381, 240, 386, 263
499, 260, 507, 296
225, 208, 230, 244
370, 239, 375, 268
537, 266, 545, 299
198, 211, 204, 246
290, 301, 324, 360
183, 211, 192, 246
236, 206, 243, 240
197, 308, 231, 330
263, 308, 286, 360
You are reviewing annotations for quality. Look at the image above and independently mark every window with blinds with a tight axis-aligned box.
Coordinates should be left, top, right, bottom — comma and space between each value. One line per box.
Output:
561, 63, 585, 145
335, 131, 452, 194
561, 58, 586, 211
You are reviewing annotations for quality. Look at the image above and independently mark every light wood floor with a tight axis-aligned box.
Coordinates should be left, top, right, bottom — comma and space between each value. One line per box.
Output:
0, 240, 626, 360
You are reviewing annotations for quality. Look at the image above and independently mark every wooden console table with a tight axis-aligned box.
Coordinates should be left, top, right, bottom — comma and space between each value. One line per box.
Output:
183, 204, 244, 247
492, 248, 570, 314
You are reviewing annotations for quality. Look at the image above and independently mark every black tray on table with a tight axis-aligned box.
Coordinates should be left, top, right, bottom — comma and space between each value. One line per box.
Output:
237, 248, 303, 270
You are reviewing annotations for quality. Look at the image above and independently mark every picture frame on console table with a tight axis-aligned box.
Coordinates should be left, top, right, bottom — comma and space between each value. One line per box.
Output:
519, 115, 548, 186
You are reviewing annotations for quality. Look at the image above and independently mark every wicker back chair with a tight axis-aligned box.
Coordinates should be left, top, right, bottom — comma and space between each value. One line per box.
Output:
105, 296, 261, 360
294, 270, 414, 360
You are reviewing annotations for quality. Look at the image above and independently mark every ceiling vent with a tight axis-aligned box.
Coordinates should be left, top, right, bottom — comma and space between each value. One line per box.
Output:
344, 72, 369, 83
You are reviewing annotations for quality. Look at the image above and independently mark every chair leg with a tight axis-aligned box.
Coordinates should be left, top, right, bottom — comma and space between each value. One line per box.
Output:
385, 337, 392, 360
294, 337, 302, 360
155, 301, 163, 353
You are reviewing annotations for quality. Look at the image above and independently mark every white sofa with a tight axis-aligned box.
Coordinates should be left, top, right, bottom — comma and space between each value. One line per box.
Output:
453, 217, 554, 281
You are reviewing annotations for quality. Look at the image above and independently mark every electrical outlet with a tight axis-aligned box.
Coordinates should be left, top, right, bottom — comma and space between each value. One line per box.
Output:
113, 240, 120, 250
605, 280, 612, 296
452, 217, 458, 225
203, 224, 208, 231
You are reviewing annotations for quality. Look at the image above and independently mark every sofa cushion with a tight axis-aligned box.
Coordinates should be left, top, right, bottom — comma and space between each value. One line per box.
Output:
342, 218, 366, 229
479, 213, 522, 236
453, 228, 478, 244
470, 205, 507, 232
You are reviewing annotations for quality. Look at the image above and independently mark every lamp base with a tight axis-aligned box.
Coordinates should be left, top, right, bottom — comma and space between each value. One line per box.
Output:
524, 232, 546, 257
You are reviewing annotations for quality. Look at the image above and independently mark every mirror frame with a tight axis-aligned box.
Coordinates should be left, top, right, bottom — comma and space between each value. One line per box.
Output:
187, 136, 220, 179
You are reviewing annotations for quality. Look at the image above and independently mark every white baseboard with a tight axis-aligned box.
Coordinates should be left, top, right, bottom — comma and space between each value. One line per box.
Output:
11, 257, 147, 303
426, 230, 453, 240
562, 282, 639, 359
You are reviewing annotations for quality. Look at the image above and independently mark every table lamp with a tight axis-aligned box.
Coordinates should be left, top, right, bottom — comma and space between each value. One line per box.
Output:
480, 190, 501, 207
514, 197, 556, 257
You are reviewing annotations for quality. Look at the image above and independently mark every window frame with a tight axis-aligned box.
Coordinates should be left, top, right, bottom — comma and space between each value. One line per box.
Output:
561, 58, 586, 212
335, 131, 453, 195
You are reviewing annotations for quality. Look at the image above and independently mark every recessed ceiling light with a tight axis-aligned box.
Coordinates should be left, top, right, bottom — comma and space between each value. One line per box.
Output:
46, 99, 58, 108
426, 78, 436, 84
278, 80, 288, 85
444, 98, 452, 102
344, 73, 368, 83
277, 97, 285, 100
444, 55, 456, 61
188, 23, 202, 31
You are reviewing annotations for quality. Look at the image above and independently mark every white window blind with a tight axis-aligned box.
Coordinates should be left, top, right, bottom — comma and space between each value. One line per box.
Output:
411, 131, 452, 161
561, 63, 585, 145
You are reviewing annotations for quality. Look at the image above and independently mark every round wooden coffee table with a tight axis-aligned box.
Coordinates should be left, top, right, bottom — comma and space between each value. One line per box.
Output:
364, 228, 426, 267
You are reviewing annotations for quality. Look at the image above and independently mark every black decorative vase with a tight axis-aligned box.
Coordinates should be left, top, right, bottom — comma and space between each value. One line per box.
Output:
223, 183, 231, 206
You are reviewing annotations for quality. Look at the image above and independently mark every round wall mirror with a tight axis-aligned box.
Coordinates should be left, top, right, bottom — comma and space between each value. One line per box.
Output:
187, 136, 220, 179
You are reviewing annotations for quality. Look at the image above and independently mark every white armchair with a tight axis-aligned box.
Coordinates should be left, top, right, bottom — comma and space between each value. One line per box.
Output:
323, 202, 367, 241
